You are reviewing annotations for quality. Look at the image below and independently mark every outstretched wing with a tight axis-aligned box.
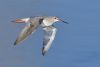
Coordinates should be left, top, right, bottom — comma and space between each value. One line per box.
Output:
14, 17, 43, 45
42, 26, 57, 56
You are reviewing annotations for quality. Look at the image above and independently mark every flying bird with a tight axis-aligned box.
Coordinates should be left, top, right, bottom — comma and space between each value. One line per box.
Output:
13, 16, 68, 56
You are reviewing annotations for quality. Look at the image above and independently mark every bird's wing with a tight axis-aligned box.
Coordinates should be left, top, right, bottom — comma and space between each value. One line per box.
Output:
14, 17, 42, 45
42, 26, 57, 56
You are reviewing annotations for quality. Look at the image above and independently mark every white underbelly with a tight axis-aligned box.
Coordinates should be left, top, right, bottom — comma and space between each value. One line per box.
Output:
42, 20, 53, 26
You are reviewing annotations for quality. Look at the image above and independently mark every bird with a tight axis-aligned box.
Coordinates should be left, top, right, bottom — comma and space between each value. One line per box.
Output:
12, 16, 69, 56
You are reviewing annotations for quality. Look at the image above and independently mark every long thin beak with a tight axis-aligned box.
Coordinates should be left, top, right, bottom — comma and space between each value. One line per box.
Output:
59, 19, 69, 24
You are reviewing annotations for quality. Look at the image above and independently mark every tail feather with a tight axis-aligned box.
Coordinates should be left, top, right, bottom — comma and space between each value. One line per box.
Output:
12, 18, 30, 23
12, 19, 25, 23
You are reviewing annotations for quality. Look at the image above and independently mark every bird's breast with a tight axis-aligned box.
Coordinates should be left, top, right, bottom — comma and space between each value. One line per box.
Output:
42, 20, 53, 26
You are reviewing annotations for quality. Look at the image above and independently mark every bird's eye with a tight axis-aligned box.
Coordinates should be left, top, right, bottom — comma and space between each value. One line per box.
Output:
54, 17, 57, 19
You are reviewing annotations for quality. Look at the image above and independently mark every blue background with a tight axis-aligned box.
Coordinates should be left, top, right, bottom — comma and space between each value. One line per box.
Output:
0, 0, 100, 67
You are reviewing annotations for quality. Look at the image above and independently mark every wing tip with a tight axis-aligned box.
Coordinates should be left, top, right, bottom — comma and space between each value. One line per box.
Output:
42, 53, 45, 56
14, 39, 18, 46
42, 51, 46, 56
14, 41, 17, 46
42, 47, 47, 56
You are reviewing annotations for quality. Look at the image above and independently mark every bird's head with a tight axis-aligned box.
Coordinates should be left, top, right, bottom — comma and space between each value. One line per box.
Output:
50, 16, 69, 24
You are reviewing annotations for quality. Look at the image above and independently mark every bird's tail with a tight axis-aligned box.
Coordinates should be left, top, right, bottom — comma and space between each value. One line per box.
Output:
11, 18, 30, 23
